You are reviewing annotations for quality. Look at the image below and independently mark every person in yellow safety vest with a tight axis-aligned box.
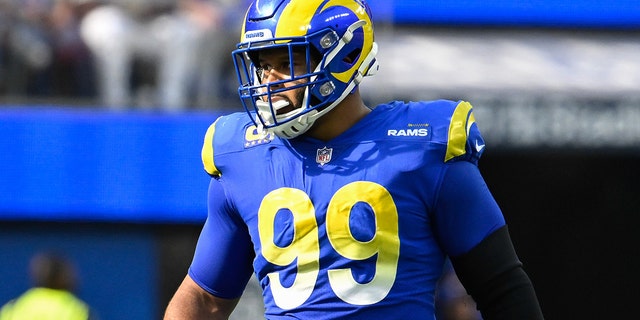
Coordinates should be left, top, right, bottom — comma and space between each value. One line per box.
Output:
0, 252, 95, 320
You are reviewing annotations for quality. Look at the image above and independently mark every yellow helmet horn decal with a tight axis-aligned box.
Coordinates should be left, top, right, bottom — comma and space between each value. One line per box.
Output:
276, 0, 374, 84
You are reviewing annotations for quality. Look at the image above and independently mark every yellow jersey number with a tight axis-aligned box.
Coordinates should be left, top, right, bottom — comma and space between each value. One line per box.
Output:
258, 181, 400, 310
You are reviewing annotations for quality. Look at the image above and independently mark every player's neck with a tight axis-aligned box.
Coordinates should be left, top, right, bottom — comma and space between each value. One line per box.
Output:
304, 91, 371, 142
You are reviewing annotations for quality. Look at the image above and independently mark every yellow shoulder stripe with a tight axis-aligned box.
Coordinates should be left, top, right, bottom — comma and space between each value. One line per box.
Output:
445, 101, 475, 162
201, 118, 221, 176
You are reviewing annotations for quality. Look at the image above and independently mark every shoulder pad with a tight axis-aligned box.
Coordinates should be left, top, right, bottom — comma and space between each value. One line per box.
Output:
201, 117, 221, 177
200, 112, 278, 177
444, 101, 485, 164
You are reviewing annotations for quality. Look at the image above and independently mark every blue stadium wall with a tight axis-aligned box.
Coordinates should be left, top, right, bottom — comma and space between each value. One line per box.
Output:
0, 107, 223, 319
0, 107, 214, 223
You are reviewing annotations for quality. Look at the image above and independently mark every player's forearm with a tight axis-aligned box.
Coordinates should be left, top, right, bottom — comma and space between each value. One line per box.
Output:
164, 275, 239, 320
164, 294, 220, 320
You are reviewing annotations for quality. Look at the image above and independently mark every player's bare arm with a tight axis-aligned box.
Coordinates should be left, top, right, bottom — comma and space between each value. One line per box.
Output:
164, 275, 240, 320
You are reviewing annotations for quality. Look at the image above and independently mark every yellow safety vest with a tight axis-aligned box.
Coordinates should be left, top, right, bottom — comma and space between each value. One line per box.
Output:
0, 287, 89, 320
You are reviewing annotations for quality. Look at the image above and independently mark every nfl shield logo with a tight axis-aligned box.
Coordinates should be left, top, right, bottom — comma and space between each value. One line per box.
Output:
316, 147, 333, 165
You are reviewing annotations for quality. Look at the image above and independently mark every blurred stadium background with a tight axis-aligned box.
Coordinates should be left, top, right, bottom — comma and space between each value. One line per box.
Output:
1, 0, 639, 319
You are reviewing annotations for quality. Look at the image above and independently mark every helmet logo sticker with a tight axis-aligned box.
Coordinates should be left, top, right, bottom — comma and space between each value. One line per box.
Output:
244, 29, 274, 42
316, 146, 333, 165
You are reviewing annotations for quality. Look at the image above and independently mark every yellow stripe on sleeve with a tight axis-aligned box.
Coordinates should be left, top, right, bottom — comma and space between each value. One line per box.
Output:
445, 101, 475, 162
201, 118, 221, 176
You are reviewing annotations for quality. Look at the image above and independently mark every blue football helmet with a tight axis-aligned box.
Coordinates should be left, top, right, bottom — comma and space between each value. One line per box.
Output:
232, 0, 379, 139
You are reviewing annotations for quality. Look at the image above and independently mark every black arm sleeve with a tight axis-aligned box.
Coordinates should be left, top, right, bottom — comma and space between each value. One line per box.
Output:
450, 225, 544, 320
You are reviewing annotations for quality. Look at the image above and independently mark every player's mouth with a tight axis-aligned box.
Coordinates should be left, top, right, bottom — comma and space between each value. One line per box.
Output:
270, 96, 296, 115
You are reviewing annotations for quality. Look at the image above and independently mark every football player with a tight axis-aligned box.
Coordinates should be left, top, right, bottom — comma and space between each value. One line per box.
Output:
165, 0, 544, 319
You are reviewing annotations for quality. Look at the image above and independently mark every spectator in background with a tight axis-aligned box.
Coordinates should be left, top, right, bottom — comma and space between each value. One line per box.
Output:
48, 0, 96, 99
0, 0, 54, 97
0, 0, 95, 100
79, 0, 244, 111
0, 2, 8, 92
0, 251, 96, 320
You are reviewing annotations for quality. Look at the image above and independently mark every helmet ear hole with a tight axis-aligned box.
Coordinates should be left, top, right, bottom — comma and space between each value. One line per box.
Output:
247, 51, 260, 66
343, 48, 361, 64
309, 47, 322, 66
310, 95, 322, 107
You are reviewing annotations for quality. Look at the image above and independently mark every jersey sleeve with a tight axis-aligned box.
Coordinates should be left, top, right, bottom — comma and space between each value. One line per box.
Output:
432, 160, 506, 257
427, 100, 502, 256
443, 101, 485, 165
201, 117, 221, 177
188, 175, 255, 299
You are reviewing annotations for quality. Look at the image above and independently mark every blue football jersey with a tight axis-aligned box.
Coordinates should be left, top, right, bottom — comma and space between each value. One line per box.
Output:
190, 100, 506, 319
